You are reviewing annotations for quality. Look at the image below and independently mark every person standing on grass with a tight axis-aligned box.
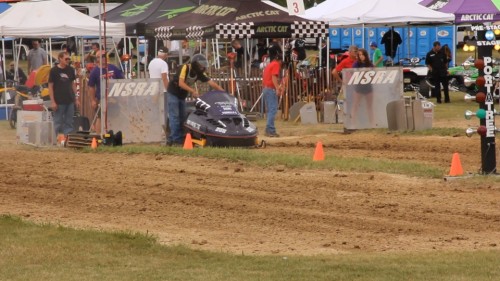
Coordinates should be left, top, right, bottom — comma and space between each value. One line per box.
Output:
370, 41, 384, 67
425, 41, 449, 104
262, 46, 282, 138
49, 52, 78, 137
148, 46, 169, 131
27, 39, 48, 73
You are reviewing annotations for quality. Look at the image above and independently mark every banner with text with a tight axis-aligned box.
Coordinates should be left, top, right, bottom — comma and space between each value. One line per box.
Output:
342, 67, 403, 130
107, 79, 164, 144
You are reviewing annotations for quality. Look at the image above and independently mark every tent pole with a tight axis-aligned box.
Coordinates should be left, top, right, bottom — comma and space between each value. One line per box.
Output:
327, 36, 330, 88
216, 38, 220, 69
362, 24, 365, 48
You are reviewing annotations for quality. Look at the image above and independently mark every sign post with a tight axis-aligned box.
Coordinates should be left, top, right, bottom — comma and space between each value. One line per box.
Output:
286, 0, 305, 16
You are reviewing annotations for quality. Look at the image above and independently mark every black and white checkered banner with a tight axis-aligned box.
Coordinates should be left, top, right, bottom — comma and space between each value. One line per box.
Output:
155, 26, 174, 40
291, 21, 328, 38
186, 26, 204, 40
216, 23, 255, 39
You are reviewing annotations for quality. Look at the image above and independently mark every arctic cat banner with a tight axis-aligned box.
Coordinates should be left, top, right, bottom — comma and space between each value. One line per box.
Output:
421, 0, 500, 23
342, 67, 403, 130
152, 0, 327, 40
106, 79, 164, 144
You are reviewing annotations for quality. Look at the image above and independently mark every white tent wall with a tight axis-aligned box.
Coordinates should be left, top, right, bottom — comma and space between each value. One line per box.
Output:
0, 0, 125, 38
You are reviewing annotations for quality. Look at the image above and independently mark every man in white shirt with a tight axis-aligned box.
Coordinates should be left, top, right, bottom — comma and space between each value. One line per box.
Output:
148, 46, 169, 136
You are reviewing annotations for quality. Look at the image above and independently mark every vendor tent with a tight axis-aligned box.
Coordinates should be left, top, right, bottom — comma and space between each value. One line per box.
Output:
152, 0, 327, 40
304, 0, 360, 21
105, 0, 202, 36
321, 0, 454, 26
420, 0, 500, 23
0, 0, 125, 37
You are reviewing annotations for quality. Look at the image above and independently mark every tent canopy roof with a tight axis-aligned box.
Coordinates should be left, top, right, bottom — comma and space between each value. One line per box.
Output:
420, 0, 500, 23
321, 0, 454, 27
0, 0, 125, 37
152, 0, 327, 40
105, 0, 201, 36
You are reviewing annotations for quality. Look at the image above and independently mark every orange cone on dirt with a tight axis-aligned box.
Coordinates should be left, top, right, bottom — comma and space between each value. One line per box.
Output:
449, 152, 463, 176
91, 137, 98, 150
183, 133, 193, 150
313, 141, 325, 161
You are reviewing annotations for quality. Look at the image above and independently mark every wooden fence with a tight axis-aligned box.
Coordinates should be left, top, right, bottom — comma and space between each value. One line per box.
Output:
77, 63, 338, 126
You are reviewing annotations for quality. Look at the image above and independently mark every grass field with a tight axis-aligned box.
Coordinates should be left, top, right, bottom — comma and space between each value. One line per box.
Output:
1, 215, 499, 281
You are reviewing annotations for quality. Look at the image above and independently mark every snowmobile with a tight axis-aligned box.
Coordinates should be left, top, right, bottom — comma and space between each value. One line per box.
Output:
184, 90, 259, 147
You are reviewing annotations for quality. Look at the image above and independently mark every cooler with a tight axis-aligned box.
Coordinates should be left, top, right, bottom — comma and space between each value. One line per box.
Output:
22, 99, 44, 111
16, 110, 53, 144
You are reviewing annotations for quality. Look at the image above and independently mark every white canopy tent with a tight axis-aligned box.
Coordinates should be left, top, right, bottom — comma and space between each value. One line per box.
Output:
319, 0, 454, 27
304, 0, 361, 21
0, 0, 125, 37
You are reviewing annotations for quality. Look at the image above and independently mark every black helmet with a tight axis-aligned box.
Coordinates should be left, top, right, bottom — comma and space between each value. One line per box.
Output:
190, 54, 209, 68
190, 54, 209, 74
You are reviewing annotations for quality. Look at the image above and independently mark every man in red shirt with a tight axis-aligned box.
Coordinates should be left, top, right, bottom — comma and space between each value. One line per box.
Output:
262, 46, 282, 137
332, 45, 358, 83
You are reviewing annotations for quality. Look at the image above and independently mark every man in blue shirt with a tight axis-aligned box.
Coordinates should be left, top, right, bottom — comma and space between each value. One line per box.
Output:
87, 53, 124, 133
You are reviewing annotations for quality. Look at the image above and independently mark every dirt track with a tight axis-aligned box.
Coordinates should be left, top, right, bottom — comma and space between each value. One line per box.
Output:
0, 122, 499, 255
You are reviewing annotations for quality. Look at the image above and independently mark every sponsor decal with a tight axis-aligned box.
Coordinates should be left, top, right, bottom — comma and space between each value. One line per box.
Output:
192, 5, 236, 16
426, 0, 448, 10
187, 120, 201, 130
109, 81, 160, 97
437, 30, 449, 37
368, 30, 374, 37
121, 2, 153, 17
419, 30, 427, 36
215, 127, 227, 133
347, 70, 398, 85
355, 29, 361, 36
484, 57, 495, 137
256, 25, 289, 33
236, 10, 280, 20
331, 29, 338, 36
158, 6, 196, 19
245, 127, 255, 133
461, 14, 494, 22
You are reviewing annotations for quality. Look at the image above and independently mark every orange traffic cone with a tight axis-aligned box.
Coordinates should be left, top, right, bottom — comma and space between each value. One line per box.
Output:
183, 133, 193, 150
91, 137, 98, 150
449, 152, 463, 176
313, 141, 325, 161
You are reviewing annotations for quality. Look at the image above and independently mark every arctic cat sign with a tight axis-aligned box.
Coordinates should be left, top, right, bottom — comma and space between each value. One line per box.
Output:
192, 5, 236, 16
236, 10, 280, 20
460, 14, 495, 22
255, 24, 290, 37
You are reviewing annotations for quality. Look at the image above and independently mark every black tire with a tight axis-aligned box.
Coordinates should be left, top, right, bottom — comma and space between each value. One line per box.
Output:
9, 108, 17, 129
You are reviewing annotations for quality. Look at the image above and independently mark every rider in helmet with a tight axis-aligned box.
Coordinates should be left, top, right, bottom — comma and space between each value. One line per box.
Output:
165, 54, 224, 146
